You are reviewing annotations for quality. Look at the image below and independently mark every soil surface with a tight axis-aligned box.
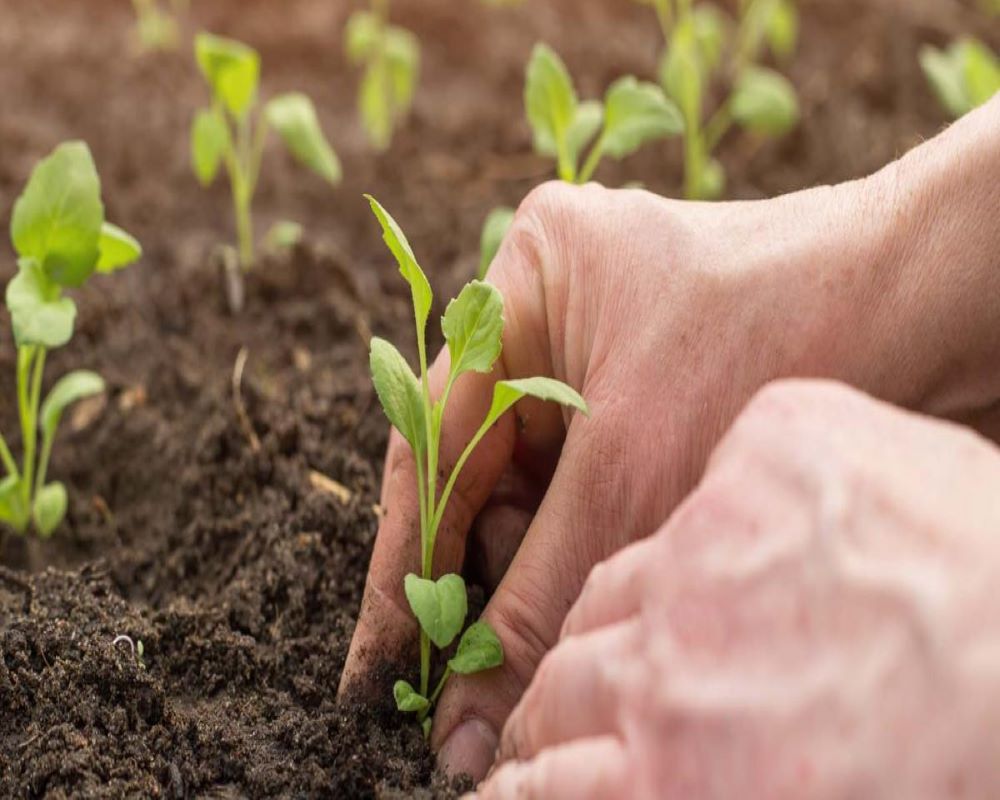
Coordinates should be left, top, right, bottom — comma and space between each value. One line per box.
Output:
0, 0, 996, 796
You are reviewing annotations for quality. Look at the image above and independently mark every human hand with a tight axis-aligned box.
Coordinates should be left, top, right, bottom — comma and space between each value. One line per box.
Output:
477, 380, 1000, 799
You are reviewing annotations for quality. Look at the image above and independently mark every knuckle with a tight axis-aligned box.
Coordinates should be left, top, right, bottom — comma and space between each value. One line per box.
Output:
490, 582, 556, 697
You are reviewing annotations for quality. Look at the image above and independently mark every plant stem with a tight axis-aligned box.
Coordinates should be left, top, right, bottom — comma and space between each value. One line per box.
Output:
577, 135, 606, 184
651, 0, 673, 41
419, 633, 431, 697
24, 348, 45, 505
16, 347, 36, 510
703, 102, 733, 152
428, 414, 492, 539
418, 665, 453, 723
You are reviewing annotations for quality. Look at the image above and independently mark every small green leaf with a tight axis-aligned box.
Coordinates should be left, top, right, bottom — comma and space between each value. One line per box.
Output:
33, 482, 67, 538
97, 222, 142, 273
265, 93, 342, 185
264, 220, 304, 251
602, 76, 684, 159
524, 43, 578, 159
41, 370, 106, 444
393, 679, 430, 713
442, 281, 504, 378
191, 107, 229, 186
960, 39, 1000, 108
765, 0, 798, 60
566, 101, 604, 167
478, 207, 515, 280
730, 66, 799, 136
5, 261, 77, 349
365, 196, 433, 334
344, 10, 379, 64
11, 141, 104, 289
482, 376, 589, 430
369, 337, 426, 454
448, 621, 504, 674
404, 573, 468, 649
0, 476, 28, 534
195, 32, 260, 118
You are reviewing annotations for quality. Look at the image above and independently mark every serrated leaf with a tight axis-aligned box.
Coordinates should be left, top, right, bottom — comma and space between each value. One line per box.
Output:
524, 43, 578, 158
602, 76, 683, 159
442, 281, 504, 378
345, 10, 379, 64
11, 141, 104, 289
369, 337, 426, 454
32, 482, 67, 538
195, 32, 260, 118
0, 475, 28, 534
404, 573, 468, 649
448, 621, 504, 674
97, 222, 142, 273
393, 679, 430, 713
5, 261, 77, 349
266, 93, 342, 185
365, 196, 433, 334
730, 66, 799, 136
478, 206, 515, 279
41, 370, 105, 443
766, 0, 798, 60
191, 107, 229, 186
482, 376, 589, 430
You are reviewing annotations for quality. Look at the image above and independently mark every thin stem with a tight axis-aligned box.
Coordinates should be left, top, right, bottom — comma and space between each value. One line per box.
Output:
577, 135, 606, 184
23, 347, 46, 507
246, 110, 269, 200
0, 432, 18, 479
419, 632, 431, 697
16, 347, 35, 507
651, 0, 673, 41
418, 665, 452, 723
556, 131, 576, 183
428, 414, 492, 540
703, 102, 733, 153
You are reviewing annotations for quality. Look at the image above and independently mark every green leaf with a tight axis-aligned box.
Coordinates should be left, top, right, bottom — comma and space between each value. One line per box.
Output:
359, 60, 393, 151
97, 222, 142, 273
10, 141, 104, 288
265, 93, 342, 185
448, 621, 504, 674
32, 482, 67, 538
404, 573, 468, 649
365, 196, 433, 334
393, 679, 430, 713
765, 0, 798, 61
0, 475, 28, 534
602, 76, 683, 159
920, 45, 968, 118
566, 101, 604, 167
478, 206, 515, 280
191, 107, 229, 186
195, 32, 260, 118
442, 281, 504, 378
264, 220, 304, 251
482, 376, 589, 430
41, 370, 106, 444
345, 10, 379, 64
385, 27, 420, 113
5, 261, 77, 348
730, 66, 799, 136
369, 337, 426, 454
524, 43, 578, 159
960, 39, 1000, 108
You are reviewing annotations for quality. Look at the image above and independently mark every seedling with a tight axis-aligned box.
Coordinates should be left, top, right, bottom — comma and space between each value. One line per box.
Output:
478, 42, 684, 277
643, 0, 800, 199
191, 33, 342, 270
345, 0, 420, 151
920, 38, 1000, 119
131, 0, 180, 52
1, 142, 141, 539
366, 197, 588, 734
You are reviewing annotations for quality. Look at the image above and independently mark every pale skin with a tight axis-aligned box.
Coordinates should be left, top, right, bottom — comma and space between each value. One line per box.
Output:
340, 93, 1000, 790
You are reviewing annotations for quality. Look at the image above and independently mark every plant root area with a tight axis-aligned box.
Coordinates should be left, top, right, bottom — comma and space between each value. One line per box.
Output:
0, 0, 995, 796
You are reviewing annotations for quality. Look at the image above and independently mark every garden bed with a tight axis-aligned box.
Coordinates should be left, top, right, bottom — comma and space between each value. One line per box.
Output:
0, 0, 995, 796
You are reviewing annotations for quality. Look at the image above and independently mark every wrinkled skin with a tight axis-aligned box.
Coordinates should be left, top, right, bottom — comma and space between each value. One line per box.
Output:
477, 380, 1000, 799
340, 97, 1000, 784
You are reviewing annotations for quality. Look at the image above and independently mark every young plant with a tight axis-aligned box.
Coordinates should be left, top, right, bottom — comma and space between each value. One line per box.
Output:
1, 142, 141, 538
920, 38, 1000, 120
131, 0, 180, 52
644, 0, 800, 199
345, 0, 420, 151
366, 196, 588, 735
478, 43, 683, 277
191, 33, 342, 270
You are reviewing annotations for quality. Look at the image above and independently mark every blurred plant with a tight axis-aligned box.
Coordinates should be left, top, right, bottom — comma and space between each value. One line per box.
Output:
131, 0, 180, 52
345, 0, 420, 151
191, 33, 341, 271
366, 196, 588, 736
920, 38, 1000, 119
1, 142, 141, 538
641, 0, 800, 199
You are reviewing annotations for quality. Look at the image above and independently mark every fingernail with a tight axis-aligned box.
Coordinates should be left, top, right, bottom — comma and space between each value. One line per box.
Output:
438, 718, 498, 783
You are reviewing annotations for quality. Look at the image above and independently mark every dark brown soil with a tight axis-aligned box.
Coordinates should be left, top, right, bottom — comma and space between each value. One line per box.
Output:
0, 0, 996, 797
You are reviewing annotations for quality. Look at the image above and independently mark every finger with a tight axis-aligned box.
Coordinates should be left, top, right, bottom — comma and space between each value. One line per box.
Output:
498, 618, 641, 764
471, 737, 631, 800
466, 504, 531, 594
560, 535, 660, 640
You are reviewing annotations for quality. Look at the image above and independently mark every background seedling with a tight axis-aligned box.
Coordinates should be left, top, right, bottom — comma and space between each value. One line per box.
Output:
191, 33, 342, 271
345, 0, 420, 151
131, 0, 181, 52
642, 0, 800, 199
920, 38, 1000, 119
366, 196, 588, 734
1, 142, 141, 539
